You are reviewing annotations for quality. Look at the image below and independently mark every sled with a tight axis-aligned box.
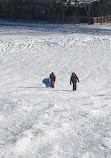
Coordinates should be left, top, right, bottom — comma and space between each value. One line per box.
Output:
42, 78, 50, 88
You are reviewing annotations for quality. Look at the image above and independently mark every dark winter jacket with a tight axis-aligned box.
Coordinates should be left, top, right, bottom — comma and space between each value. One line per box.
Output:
70, 73, 79, 84
49, 73, 56, 82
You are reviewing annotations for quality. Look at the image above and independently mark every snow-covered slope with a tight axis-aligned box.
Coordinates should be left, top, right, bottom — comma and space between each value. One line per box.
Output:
0, 24, 111, 158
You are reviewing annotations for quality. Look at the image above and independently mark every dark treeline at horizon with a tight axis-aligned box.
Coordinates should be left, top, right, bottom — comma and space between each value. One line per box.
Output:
0, 0, 111, 23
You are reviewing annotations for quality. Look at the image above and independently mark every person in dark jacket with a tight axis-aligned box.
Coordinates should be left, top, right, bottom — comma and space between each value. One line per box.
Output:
49, 72, 56, 88
70, 72, 79, 91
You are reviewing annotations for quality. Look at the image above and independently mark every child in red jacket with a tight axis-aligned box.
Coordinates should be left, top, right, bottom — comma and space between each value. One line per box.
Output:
49, 72, 56, 88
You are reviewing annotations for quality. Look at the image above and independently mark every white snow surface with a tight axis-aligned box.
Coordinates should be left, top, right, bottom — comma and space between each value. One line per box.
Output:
0, 22, 111, 158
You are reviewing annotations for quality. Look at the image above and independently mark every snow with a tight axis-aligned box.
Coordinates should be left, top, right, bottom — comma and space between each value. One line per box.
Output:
0, 22, 111, 158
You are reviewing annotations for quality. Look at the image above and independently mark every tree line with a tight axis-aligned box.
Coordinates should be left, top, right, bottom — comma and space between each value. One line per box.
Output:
0, 0, 111, 23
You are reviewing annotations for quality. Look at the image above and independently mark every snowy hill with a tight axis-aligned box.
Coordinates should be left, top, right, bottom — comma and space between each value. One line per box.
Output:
0, 23, 111, 158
